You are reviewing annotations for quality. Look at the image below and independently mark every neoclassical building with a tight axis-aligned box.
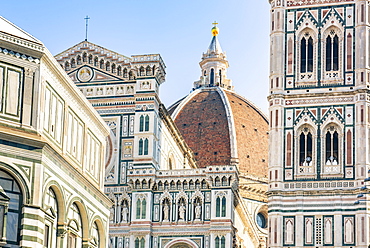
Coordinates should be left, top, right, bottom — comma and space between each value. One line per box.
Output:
56, 25, 269, 247
0, 17, 112, 248
268, 0, 369, 247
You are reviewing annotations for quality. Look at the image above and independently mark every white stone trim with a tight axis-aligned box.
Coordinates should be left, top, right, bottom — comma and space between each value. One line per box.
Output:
217, 88, 238, 161
170, 88, 201, 120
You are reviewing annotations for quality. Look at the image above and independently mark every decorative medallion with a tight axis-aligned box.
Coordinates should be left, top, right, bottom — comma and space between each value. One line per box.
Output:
77, 66, 93, 82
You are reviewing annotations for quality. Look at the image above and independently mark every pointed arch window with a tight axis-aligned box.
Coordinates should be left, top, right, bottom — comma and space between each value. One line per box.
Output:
144, 138, 149, 155
139, 139, 143, 155
77, 56, 81, 65
299, 130, 313, 166
215, 236, 226, 248
326, 33, 339, 71
145, 115, 149, 132
216, 195, 226, 217
139, 116, 144, 132
325, 129, 339, 165
71, 59, 76, 68
139, 115, 150, 132
140, 67, 145, 76
138, 138, 149, 156
300, 35, 314, 73
135, 237, 145, 248
136, 198, 146, 219
322, 124, 342, 174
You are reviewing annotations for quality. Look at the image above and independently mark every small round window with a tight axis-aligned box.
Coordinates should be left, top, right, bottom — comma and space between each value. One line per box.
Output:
256, 213, 267, 228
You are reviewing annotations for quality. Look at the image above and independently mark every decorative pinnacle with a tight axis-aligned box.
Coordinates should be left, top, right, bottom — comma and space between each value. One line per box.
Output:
211, 21, 219, 36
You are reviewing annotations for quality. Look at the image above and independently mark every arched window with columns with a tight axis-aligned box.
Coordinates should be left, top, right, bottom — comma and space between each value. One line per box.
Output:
43, 187, 58, 248
0, 169, 23, 246
67, 203, 83, 248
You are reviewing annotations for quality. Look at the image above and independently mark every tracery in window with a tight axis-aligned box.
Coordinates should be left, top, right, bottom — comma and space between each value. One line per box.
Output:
300, 34, 313, 73
215, 236, 226, 248
138, 138, 149, 156
325, 31, 339, 71
139, 115, 149, 132
136, 197, 146, 219
296, 124, 316, 176
216, 194, 226, 217
325, 128, 339, 165
322, 123, 342, 174
135, 237, 145, 248
299, 130, 313, 166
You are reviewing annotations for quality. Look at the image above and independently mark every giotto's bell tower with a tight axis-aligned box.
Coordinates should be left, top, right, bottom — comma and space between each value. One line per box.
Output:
268, 0, 370, 247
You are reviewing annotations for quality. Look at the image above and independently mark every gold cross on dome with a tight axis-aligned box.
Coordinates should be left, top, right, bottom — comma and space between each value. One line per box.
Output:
212, 21, 218, 27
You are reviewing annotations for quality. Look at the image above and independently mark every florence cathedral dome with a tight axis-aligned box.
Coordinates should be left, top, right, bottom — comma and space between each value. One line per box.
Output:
168, 24, 269, 180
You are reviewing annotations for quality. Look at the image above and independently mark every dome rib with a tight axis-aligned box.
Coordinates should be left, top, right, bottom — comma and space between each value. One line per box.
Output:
217, 87, 238, 164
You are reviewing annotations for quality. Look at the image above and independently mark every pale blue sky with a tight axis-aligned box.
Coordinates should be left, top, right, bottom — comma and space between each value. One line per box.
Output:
2, 0, 270, 114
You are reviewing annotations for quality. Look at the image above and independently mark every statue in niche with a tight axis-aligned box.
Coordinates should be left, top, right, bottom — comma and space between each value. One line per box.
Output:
109, 207, 115, 224
163, 202, 169, 221
117, 87, 124, 94
121, 203, 128, 223
127, 86, 134, 94
195, 203, 201, 220
107, 87, 113, 95
179, 203, 185, 220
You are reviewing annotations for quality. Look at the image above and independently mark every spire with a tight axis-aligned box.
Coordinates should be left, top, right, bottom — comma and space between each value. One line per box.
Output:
193, 23, 233, 91
207, 22, 223, 54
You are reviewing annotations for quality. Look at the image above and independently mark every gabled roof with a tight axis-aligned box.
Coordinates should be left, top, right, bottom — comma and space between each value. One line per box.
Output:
0, 16, 42, 44
55, 40, 131, 63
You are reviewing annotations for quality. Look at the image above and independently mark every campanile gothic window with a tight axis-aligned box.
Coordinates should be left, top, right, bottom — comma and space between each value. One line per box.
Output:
299, 130, 313, 166
325, 128, 339, 165
322, 123, 342, 174
325, 31, 339, 71
296, 124, 316, 176
300, 34, 314, 73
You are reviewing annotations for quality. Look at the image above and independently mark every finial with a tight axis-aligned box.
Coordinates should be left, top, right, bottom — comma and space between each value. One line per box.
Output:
84, 15, 90, 41
211, 21, 219, 36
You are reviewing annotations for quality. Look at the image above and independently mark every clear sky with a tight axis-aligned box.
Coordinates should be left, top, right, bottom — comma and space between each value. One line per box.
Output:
2, 0, 270, 114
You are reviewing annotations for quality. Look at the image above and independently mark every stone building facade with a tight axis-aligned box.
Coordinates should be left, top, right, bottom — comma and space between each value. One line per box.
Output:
56, 25, 269, 247
268, 0, 369, 247
0, 17, 112, 248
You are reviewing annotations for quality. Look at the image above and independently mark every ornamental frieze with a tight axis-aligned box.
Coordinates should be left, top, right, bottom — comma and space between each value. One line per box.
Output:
287, 0, 353, 7
285, 96, 353, 106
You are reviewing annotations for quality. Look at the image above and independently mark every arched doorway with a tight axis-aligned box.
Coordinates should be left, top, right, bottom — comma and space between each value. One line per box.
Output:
165, 239, 199, 248
170, 243, 193, 248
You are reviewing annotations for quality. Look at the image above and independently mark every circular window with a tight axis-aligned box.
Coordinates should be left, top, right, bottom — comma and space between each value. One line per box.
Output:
256, 213, 267, 228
